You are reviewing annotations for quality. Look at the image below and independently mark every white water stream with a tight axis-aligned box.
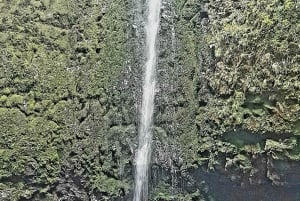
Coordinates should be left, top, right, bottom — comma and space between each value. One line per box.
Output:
133, 0, 161, 200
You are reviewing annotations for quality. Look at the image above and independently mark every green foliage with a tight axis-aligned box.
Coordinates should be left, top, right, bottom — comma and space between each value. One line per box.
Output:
0, 0, 130, 199
0, 0, 299, 200
89, 169, 130, 199
151, 181, 203, 201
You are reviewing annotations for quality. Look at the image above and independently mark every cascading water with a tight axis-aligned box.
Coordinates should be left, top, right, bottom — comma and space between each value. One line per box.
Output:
133, 0, 161, 200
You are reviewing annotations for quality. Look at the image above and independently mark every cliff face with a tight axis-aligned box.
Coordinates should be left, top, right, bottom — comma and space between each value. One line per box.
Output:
0, 1, 134, 200
0, 0, 299, 200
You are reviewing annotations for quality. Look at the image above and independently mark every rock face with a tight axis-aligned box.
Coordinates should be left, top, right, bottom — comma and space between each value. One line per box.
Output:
0, 0, 299, 200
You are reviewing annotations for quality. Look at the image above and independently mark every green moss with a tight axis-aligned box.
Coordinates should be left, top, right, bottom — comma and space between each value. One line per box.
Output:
0, 95, 7, 104
186, 2, 300, 193
265, 138, 297, 152
0, 0, 298, 199
0, 0, 133, 199
47, 0, 75, 15
90, 171, 130, 198
6, 94, 24, 107
293, 120, 300, 135
236, 154, 252, 170
0, 97, 63, 197
151, 181, 203, 201
0, 88, 13, 95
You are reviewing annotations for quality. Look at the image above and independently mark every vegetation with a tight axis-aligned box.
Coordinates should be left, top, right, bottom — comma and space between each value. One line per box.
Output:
0, 0, 299, 200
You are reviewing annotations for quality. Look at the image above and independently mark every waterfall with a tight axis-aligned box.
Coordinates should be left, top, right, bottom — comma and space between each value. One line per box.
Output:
133, 0, 161, 200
